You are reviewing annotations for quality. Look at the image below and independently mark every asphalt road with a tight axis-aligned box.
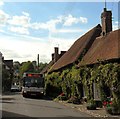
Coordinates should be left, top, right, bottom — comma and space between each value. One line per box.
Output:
1, 92, 91, 118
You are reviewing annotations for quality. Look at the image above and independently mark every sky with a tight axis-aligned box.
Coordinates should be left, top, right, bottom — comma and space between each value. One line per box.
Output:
0, 0, 119, 63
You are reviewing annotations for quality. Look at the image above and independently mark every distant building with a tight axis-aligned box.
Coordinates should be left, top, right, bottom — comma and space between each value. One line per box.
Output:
1, 53, 13, 91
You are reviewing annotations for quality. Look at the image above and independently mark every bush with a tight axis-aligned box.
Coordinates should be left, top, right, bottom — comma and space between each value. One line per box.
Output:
87, 104, 96, 110
105, 100, 120, 115
45, 82, 62, 98
106, 106, 120, 115
106, 106, 112, 114
87, 100, 96, 110
95, 100, 103, 108
112, 106, 120, 115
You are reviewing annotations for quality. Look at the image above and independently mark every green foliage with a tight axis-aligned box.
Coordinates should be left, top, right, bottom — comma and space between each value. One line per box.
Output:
87, 103, 96, 110
60, 67, 81, 98
45, 72, 62, 97
39, 62, 48, 72
95, 100, 103, 108
19, 61, 35, 77
106, 100, 120, 115
87, 99, 97, 110
13, 61, 20, 70
45, 82, 62, 98
45, 62, 120, 110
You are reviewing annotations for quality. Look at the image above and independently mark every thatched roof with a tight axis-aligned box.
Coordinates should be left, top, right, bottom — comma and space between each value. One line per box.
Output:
49, 24, 102, 72
78, 29, 120, 66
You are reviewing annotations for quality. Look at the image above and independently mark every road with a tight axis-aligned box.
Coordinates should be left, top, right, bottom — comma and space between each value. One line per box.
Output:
1, 92, 91, 118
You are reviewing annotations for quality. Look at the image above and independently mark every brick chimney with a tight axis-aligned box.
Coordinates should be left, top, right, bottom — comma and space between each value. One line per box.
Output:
101, 8, 112, 36
54, 47, 59, 63
52, 53, 54, 61
59, 51, 66, 58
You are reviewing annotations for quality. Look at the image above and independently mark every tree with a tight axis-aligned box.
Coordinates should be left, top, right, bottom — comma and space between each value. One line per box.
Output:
19, 61, 35, 77
13, 61, 20, 70
39, 62, 48, 72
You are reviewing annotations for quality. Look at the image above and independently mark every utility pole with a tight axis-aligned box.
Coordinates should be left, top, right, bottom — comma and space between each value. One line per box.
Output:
37, 54, 39, 72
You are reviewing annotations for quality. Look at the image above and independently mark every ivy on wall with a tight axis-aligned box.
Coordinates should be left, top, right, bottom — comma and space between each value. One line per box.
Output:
45, 62, 120, 109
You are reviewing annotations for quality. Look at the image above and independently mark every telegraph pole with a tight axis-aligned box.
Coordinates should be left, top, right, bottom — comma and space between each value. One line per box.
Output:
37, 54, 39, 72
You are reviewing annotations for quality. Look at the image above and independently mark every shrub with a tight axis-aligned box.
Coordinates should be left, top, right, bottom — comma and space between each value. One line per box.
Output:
45, 82, 62, 98
95, 100, 103, 108
106, 106, 112, 114
106, 106, 120, 115
105, 99, 120, 115
87, 104, 96, 110
87, 100, 96, 110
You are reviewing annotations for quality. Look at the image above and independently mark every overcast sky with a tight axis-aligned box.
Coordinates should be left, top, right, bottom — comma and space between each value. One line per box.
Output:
0, 0, 119, 63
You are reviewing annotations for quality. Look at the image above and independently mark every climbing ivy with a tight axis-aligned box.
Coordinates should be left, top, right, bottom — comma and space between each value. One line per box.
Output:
45, 62, 120, 110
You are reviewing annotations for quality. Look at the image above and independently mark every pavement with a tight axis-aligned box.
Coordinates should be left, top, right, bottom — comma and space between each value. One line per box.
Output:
56, 100, 120, 118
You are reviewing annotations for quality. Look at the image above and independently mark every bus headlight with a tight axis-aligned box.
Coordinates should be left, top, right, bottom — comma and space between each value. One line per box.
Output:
23, 91, 27, 93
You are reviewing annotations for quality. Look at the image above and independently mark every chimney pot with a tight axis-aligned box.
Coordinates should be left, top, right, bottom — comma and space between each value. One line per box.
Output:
54, 47, 59, 63
101, 8, 112, 36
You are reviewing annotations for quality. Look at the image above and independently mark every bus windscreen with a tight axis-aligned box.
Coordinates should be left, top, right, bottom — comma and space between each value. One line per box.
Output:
23, 77, 44, 87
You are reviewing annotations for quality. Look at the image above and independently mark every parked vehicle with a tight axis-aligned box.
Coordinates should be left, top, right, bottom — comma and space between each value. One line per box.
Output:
11, 85, 21, 92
